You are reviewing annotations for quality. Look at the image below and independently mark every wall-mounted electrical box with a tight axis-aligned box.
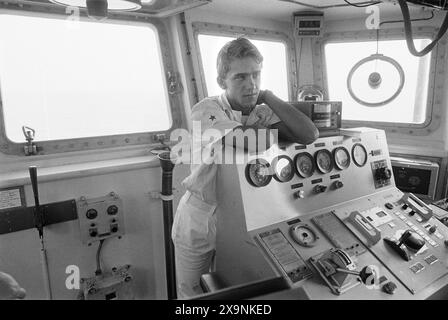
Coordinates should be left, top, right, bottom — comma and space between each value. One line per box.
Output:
76, 192, 125, 245
293, 11, 324, 38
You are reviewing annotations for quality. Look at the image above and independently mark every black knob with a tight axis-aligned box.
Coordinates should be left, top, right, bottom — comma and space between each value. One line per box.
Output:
408, 210, 416, 216
375, 167, 392, 180
333, 181, 344, 189
382, 281, 397, 295
107, 205, 118, 215
86, 209, 98, 220
313, 185, 327, 194
111, 225, 118, 233
89, 228, 98, 237
402, 204, 408, 210
429, 225, 437, 234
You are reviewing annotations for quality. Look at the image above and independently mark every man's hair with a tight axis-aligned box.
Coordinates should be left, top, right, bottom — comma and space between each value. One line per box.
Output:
216, 37, 263, 84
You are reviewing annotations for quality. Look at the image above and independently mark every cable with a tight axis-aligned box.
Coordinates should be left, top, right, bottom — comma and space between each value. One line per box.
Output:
374, 10, 435, 55
40, 236, 52, 300
95, 239, 105, 276
397, 0, 448, 57
343, 0, 381, 8
379, 10, 434, 26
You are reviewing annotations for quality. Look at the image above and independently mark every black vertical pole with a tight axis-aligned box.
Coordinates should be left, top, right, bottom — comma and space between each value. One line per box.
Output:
158, 151, 177, 300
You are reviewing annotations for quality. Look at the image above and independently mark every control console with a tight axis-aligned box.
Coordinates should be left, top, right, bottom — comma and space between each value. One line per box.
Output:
214, 128, 448, 299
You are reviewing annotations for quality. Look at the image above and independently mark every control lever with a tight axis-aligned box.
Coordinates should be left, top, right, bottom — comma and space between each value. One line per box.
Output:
29, 166, 44, 239
383, 229, 425, 261
401, 193, 433, 221
310, 248, 377, 295
28, 166, 52, 299
320, 249, 376, 285
347, 211, 381, 246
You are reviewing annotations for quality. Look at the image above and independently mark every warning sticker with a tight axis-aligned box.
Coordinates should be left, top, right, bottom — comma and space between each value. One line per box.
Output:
0, 188, 23, 210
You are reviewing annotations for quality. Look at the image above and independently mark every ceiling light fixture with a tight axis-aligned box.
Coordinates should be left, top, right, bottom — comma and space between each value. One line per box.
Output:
49, 0, 142, 20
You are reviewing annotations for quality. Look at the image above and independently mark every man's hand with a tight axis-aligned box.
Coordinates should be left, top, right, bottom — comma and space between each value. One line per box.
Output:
0, 271, 26, 300
251, 105, 273, 128
256, 89, 270, 105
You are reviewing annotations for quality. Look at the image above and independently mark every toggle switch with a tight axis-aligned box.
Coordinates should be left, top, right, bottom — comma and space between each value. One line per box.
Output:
293, 190, 305, 199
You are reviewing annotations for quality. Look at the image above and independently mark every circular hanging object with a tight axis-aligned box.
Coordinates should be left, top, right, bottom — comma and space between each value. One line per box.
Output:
347, 54, 405, 107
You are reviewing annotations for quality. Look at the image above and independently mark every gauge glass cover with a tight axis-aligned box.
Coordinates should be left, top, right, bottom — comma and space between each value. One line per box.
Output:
315, 149, 333, 173
333, 147, 351, 170
294, 153, 315, 178
246, 159, 272, 187
352, 144, 368, 167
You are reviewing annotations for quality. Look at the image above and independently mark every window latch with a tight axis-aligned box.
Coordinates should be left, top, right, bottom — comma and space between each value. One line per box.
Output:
22, 126, 38, 156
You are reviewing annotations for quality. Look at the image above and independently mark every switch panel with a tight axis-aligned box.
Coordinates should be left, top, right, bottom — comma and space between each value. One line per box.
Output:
77, 192, 125, 245
80, 264, 134, 300
371, 159, 392, 189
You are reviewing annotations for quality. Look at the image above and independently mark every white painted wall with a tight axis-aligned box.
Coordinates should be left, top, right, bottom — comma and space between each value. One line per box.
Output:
0, 163, 189, 299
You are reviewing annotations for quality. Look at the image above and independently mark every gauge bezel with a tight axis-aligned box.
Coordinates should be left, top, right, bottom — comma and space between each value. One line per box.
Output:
294, 152, 315, 178
333, 146, 351, 170
245, 158, 272, 187
271, 155, 294, 183
314, 149, 334, 174
351, 143, 368, 167
289, 223, 319, 247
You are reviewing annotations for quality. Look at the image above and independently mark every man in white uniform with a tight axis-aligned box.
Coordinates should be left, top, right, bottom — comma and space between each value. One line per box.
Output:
172, 37, 318, 298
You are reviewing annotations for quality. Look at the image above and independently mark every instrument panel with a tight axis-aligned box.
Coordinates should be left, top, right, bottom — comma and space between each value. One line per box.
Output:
245, 142, 368, 188
216, 128, 448, 300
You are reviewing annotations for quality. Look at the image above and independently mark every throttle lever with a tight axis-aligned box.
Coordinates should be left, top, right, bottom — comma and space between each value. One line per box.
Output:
29, 166, 44, 239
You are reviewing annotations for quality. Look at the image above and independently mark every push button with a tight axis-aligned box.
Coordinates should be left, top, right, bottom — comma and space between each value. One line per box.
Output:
382, 281, 397, 295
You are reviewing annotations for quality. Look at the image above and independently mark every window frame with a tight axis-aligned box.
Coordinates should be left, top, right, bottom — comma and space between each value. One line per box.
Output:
0, 7, 186, 156
315, 27, 445, 136
191, 22, 296, 102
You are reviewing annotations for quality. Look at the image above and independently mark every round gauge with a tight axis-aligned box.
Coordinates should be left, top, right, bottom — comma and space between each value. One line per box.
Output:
271, 156, 294, 183
294, 152, 315, 178
333, 147, 351, 170
315, 149, 333, 174
290, 223, 319, 247
352, 143, 368, 167
245, 158, 272, 187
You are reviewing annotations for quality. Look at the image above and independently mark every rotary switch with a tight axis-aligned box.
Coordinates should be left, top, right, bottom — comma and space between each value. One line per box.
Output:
313, 185, 327, 194
332, 180, 344, 190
